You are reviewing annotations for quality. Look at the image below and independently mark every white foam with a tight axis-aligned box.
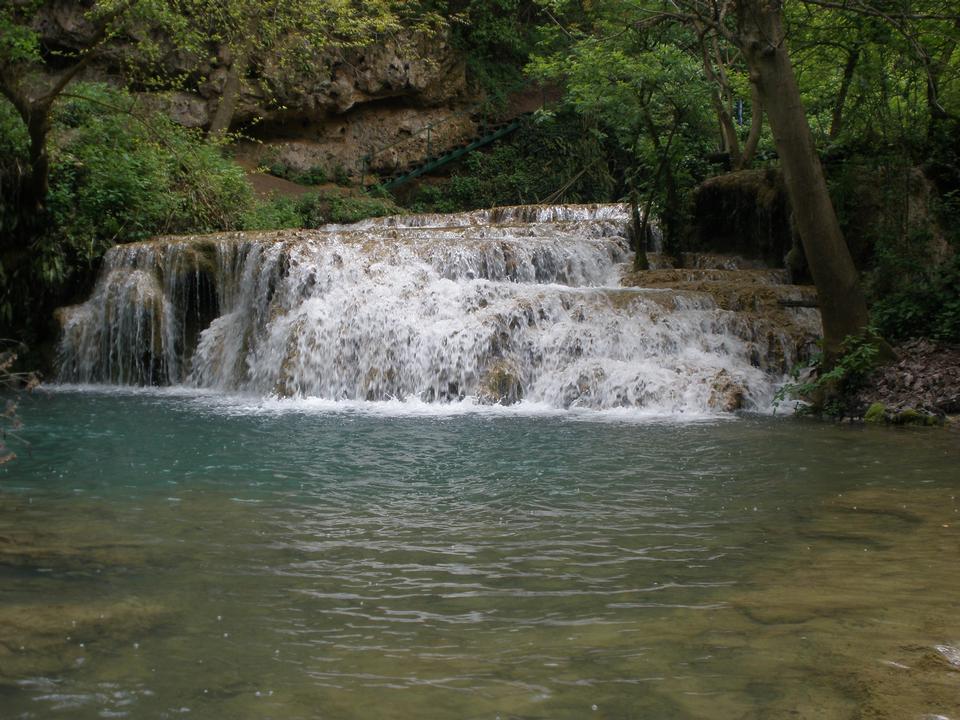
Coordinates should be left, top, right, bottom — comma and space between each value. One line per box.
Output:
55, 203, 810, 415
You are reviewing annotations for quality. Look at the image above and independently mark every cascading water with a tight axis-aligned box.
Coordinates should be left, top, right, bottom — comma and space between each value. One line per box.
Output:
56, 204, 821, 413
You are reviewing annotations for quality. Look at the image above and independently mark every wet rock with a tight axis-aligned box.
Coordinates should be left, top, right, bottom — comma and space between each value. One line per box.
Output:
478, 362, 523, 405
708, 370, 745, 412
620, 264, 822, 375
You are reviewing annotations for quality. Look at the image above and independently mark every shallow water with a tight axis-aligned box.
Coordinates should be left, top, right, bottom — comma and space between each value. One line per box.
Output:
2, 390, 959, 719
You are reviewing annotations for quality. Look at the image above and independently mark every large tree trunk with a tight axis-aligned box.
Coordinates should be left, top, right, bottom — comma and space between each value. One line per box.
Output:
736, 0, 872, 363
0, 76, 50, 230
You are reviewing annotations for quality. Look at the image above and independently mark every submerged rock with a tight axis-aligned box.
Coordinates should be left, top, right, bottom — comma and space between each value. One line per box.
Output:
0, 598, 173, 679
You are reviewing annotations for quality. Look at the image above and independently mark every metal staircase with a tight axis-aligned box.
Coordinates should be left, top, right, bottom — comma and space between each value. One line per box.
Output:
361, 109, 532, 191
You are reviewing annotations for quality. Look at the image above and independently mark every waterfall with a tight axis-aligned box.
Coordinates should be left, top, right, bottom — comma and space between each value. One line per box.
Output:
56, 204, 821, 413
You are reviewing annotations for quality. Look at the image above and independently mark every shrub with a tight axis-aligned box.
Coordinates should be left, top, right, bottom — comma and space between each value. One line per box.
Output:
241, 191, 402, 230
870, 253, 960, 343
242, 195, 302, 230
407, 111, 615, 213
296, 165, 328, 186
0, 83, 254, 335
775, 331, 884, 417
47, 85, 252, 246
263, 158, 328, 186
328, 195, 398, 223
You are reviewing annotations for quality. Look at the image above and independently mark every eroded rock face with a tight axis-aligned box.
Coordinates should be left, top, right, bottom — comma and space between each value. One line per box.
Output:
194, 31, 468, 129
33, 6, 474, 174
235, 105, 477, 180
256, 32, 466, 119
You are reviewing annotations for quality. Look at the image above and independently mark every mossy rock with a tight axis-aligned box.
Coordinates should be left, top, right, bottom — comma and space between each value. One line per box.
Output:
689, 169, 803, 274
864, 402, 887, 423
893, 408, 942, 426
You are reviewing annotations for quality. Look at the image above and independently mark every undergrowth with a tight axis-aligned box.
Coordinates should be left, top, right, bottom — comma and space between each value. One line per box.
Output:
775, 331, 883, 417
406, 111, 616, 212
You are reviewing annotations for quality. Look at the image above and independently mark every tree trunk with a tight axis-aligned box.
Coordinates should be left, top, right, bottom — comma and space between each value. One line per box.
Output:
710, 84, 741, 159
829, 47, 859, 141
208, 57, 244, 136
736, 0, 872, 363
629, 192, 649, 270
696, 25, 740, 161
736, 85, 763, 169
638, 100, 683, 266
24, 105, 51, 217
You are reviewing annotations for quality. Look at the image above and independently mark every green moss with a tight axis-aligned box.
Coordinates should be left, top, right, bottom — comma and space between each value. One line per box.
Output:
893, 408, 942, 426
864, 402, 887, 423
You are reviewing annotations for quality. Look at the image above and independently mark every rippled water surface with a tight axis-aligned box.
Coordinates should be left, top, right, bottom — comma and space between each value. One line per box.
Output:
2, 390, 959, 719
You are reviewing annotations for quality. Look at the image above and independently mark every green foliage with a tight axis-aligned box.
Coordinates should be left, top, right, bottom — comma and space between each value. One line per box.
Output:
863, 402, 886, 423
264, 160, 328, 186
328, 195, 398, 223
870, 253, 960, 343
528, 2, 717, 250
0, 99, 28, 236
788, 1, 959, 153
0, 96, 27, 158
242, 195, 302, 231
826, 155, 960, 344
332, 164, 352, 187
407, 112, 614, 212
446, 0, 538, 104
775, 332, 883, 416
244, 190, 401, 230
0, 84, 253, 332
47, 84, 250, 245
0, 4, 42, 65
296, 165, 328, 186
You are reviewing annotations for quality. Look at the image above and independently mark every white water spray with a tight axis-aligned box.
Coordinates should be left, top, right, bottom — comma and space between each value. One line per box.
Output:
56, 204, 819, 413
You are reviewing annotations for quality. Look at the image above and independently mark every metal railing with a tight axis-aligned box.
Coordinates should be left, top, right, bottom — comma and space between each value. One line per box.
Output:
358, 85, 553, 187
358, 103, 490, 180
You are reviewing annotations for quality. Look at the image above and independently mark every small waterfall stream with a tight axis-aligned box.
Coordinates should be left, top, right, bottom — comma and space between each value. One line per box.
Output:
56, 204, 820, 413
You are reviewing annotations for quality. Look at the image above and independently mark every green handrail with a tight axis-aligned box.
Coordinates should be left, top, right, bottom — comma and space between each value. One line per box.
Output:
359, 104, 490, 179
378, 117, 526, 190
359, 84, 551, 191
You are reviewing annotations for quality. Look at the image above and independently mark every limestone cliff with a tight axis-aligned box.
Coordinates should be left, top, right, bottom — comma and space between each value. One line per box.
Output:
35, 3, 477, 178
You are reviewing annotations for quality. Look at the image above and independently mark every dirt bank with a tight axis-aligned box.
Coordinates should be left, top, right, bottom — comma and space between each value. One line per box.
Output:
853, 338, 960, 422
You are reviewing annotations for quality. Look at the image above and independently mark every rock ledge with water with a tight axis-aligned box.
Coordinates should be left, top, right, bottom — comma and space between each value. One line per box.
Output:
55, 205, 823, 414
